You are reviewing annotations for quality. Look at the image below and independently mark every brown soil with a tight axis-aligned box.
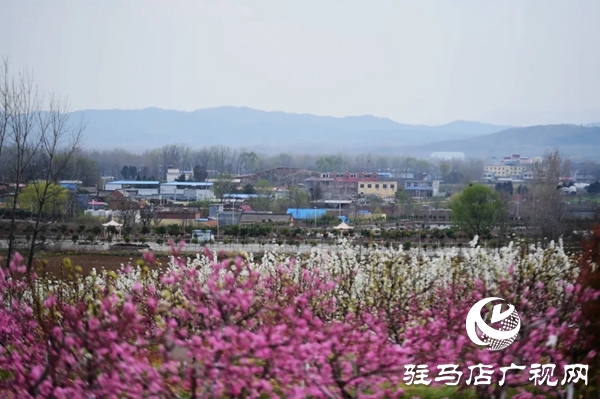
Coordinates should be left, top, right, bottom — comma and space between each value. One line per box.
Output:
33, 253, 173, 276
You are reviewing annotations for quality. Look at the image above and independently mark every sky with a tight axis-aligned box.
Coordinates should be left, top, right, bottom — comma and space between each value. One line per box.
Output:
1, 0, 599, 126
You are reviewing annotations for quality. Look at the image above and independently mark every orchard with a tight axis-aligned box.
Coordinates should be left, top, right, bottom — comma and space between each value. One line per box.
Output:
1, 229, 599, 398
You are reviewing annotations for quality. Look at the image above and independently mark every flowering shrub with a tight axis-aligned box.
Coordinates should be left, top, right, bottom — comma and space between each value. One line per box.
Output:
0, 238, 597, 398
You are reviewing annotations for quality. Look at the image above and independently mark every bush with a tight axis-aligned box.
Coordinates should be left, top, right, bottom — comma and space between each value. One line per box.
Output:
167, 224, 181, 237
71, 234, 79, 243
0, 239, 596, 397
403, 241, 411, 251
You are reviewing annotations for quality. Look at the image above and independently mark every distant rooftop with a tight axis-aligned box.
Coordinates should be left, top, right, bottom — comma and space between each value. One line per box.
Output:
431, 152, 465, 160
107, 180, 160, 185
223, 194, 259, 199
161, 182, 213, 187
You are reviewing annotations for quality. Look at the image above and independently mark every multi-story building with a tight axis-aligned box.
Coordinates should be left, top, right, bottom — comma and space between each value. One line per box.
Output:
492, 154, 541, 166
484, 154, 539, 180
357, 181, 397, 198
404, 180, 440, 197
304, 172, 379, 196
483, 164, 527, 179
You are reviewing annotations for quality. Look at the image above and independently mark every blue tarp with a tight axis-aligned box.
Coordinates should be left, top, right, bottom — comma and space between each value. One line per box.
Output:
286, 208, 327, 220
223, 194, 259, 199
338, 216, 350, 224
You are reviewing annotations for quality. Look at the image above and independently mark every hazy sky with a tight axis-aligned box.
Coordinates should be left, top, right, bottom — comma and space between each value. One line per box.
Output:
2, 0, 599, 125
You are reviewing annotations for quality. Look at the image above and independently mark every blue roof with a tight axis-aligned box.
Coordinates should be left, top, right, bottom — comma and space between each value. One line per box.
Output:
223, 194, 259, 199
161, 182, 213, 187
107, 180, 160, 185
286, 208, 327, 219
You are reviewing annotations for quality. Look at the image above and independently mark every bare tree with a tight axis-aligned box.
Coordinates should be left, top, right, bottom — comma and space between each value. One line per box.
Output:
160, 144, 189, 172
139, 201, 162, 227
0, 60, 85, 268
191, 148, 212, 170
211, 145, 233, 174
524, 149, 570, 244
118, 196, 139, 228
3, 62, 43, 266
23, 95, 84, 268
238, 150, 258, 174
0, 58, 11, 175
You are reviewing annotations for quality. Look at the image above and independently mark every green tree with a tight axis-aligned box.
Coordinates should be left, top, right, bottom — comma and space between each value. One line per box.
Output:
287, 186, 309, 208
120, 165, 130, 179
254, 179, 273, 195
253, 179, 274, 211
242, 184, 256, 194
239, 150, 258, 174
451, 184, 504, 239
192, 165, 208, 182
315, 155, 343, 172
495, 181, 514, 196
18, 183, 68, 218
587, 181, 600, 194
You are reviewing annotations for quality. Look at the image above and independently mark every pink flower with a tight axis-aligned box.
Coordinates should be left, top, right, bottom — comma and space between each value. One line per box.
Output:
142, 251, 156, 265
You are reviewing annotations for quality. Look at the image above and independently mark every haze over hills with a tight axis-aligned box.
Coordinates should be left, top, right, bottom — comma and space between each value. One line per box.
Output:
400, 124, 600, 160
70, 107, 600, 160
72, 107, 511, 153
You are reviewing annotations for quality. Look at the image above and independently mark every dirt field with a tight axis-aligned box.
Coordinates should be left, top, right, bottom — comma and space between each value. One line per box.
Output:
33, 253, 173, 276
31, 250, 252, 276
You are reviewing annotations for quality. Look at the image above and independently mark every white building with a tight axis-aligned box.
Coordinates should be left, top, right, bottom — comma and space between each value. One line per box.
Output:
104, 180, 160, 196
166, 168, 193, 183
159, 182, 215, 201
404, 180, 440, 197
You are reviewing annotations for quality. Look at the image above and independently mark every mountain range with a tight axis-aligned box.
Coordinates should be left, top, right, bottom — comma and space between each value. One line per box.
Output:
71, 107, 600, 160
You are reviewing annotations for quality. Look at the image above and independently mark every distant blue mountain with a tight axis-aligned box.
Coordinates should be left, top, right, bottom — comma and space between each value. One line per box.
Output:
401, 124, 600, 160
70, 106, 512, 153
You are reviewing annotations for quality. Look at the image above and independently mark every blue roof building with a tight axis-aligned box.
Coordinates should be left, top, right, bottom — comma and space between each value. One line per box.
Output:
286, 208, 327, 220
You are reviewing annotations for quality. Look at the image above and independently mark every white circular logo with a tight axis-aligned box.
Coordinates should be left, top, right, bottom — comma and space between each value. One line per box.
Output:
465, 297, 521, 351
